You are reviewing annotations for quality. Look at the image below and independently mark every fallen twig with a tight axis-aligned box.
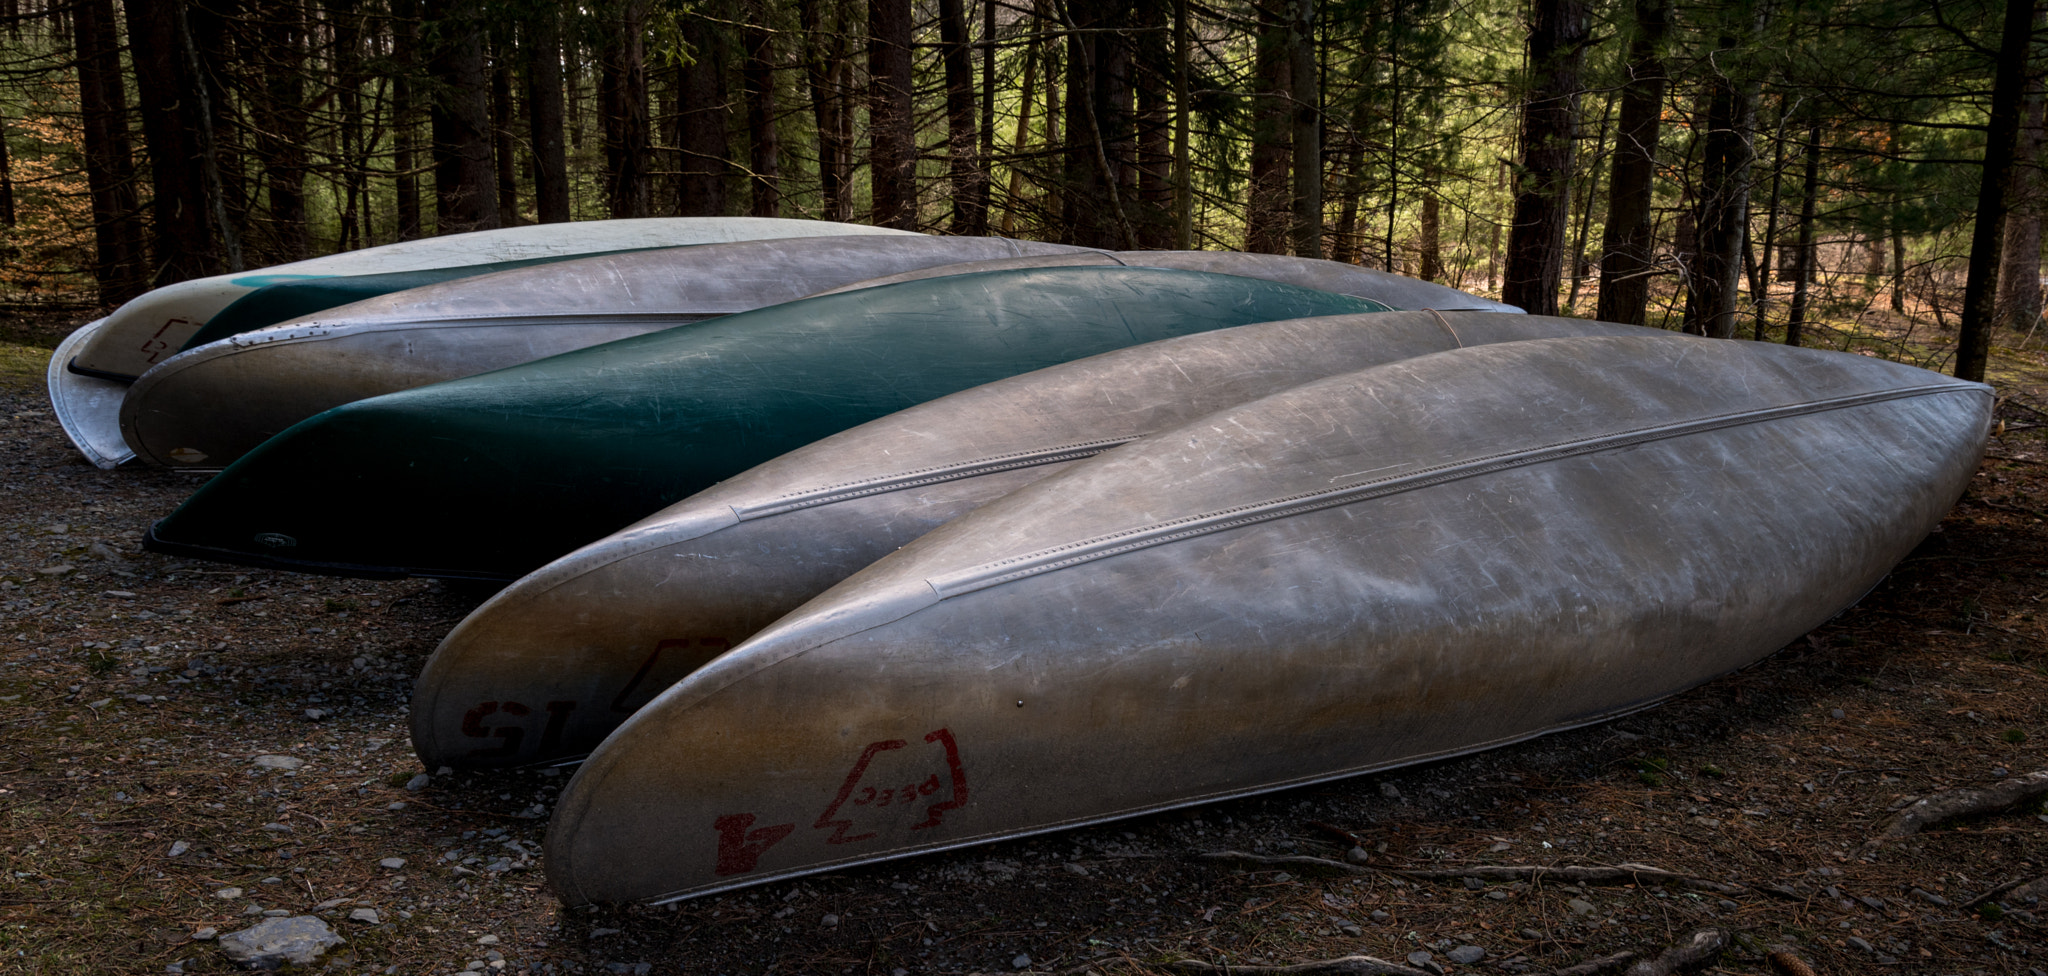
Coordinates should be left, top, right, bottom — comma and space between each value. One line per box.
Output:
1621, 928, 1730, 976
1171, 956, 1431, 976
1865, 770, 2048, 846
1197, 851, 1744, 894
1198, 851, 1368, 877
1550, 951, 1636, 975
1964, 874, 2043, 909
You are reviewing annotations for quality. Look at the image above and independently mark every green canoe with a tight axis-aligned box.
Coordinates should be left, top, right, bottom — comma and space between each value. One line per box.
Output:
145, 267, 1388, 580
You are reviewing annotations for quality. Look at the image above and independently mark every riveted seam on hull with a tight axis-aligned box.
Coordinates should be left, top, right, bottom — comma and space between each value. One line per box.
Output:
925, 382, 1988, 600
732, 437, 1140, 520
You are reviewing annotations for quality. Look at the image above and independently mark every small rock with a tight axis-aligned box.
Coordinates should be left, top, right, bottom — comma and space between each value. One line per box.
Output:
214, 887, 244, 900
1717, 899, 1739, 910
261, 910, 290, 918
1461, 877, 1484, 890
217, 916, 344, 969
168, 840, 191, 857
242, 905, 265, 916
1379, 782, 1403, 799
1370, 910, 1391, 922
1485, 890, 1510, 901
1338, 923, 1363, 936
385, 801, 407, 811
261, 822, 291, 833
1910, 887, 1950, 907
1830, 708, 1845, 719
1063, 862, 1088, 876
313, 898, 350, 910
1344, 846, 1370, 865
436, 766, 453, 776
404, 773, 430, 791
1447, 946, 1486, 965
378, 857, 406, 870
820, 914, 839, 928
251, 755, 304, 771
1407, 951, 1435, 969
192, 928, 218, 941
86, 698, 113, 709
304, 708, 329, 721
103, 590, 137, 599
589, 928, 621, 937
1567, 898, 1596, 915
348, 908, 380, 924
477, 934, 500, 945
1011, 954, 1032, 970
1520, 928, 1544, 941
89, 541, 122, 561
34, 564, 74, 576
1847, 936, 1874, 952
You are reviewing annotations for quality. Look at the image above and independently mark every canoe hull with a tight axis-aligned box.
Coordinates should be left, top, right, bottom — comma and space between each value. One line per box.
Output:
544, 335, 1989, 905
46, 318, 130, 468
412, 312, 1652, 770
120, 236, 1091, 469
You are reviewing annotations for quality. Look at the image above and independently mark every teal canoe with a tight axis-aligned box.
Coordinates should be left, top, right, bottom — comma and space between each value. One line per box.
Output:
144, 267, 1388, 580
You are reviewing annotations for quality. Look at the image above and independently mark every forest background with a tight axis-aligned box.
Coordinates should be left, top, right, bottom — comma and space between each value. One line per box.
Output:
0, 0, 2043, 384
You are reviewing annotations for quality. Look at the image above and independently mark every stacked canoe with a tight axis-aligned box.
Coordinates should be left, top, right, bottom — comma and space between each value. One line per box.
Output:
45, 220, 1991, 909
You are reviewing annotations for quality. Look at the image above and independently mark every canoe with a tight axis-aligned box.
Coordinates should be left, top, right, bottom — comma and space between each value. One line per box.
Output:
142, 267, 1389, 581
543, 334, 1989, 905
119, 235, 1091, 470
50, 217, 913, 468
412, 311, 1651, 771
813, 250, 1523, 313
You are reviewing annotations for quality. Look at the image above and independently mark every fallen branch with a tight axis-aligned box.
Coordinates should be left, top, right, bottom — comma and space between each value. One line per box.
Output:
1865, 770, 2048, 846
1198, 851, 1744, 895
1964, 874, 2043, 909
1171, 957, 1430, 976
1550, 951, 1636, 975
1622, 928, 1730, 976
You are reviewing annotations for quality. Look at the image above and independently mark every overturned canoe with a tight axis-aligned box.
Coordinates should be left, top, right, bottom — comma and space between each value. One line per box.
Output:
119, 235, 1090, 469
544, 334, 1989, 905
51, 217, 912, 468
144, 267, 1388, 580
813, 250, 1522, 313
413, 311, 1649, 771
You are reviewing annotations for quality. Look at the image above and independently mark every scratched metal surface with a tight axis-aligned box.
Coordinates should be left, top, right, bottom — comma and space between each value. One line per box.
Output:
810, 249, 1525, 313
117, 235, 1093, 470
142, 267, 1387, 582
411, 312, 1655, 772
544, 334, 1990, 906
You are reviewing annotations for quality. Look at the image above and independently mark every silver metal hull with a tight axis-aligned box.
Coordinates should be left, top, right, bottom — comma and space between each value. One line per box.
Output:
412, 312, 1649, 771
51, 217, 914, 467
811, 250, 1523, 313
543, 334, 1989, 905
118, 235, 1089, 470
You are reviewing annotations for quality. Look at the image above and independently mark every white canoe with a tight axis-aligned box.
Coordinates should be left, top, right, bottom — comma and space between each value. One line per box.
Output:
810, 250, 1523, 313
544, 334, 1988, 904
411, 312, 1648, 771
51, 217, 914, 467
117, 235, 1088, 470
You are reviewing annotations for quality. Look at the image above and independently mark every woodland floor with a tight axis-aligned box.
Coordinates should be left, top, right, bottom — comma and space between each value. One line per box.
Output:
2, 301, 2047, 976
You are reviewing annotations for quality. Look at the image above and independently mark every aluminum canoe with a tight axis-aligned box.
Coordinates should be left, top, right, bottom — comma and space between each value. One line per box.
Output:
51, 217, 912, 468
412, 311, 1651, 771
812, 250, 1523, 313
543, 334, 1990, 905
118, 235, 1090, 470
142, 267, 1387, 581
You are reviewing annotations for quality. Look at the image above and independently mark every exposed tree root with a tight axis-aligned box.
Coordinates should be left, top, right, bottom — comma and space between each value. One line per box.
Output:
1866, 770, 2048, 845
1550, 951, 1636, 975
1198, 851, 1743, 894
1620, 928, 1730, 976
1170, 955, 1431, 976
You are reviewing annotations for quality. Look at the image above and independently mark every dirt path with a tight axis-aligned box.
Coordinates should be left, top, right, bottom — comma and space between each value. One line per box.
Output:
2, 328, 2044, 975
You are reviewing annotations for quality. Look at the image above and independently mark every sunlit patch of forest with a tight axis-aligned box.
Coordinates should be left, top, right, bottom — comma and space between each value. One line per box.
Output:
0, 0, 2041, 382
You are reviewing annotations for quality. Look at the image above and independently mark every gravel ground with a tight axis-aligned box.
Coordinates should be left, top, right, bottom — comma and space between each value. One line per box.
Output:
3, 321, 2047, 976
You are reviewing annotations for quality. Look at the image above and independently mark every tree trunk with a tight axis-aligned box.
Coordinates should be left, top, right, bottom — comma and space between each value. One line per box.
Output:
802, 0, 848, 221
524, 3, 571, 223
1244, 0, 1290, 254
1419, 193, 1442, 281
1061, 0, 1137, 249
492, 44, 519, 223
1958, 0, 2037, 381
743, 11, 781, 217
1684, 18, 1764, 340
254, 3, 310, 263
126, 0, 221, 284
999, 10, 1042, 236
187, 0, 244, 270
427, 0, 501, 234
676, 7, 731, 217
1172, 0, 1193, 248
870, 0, 917, 228
331, 0, 368, 250
940, 0, 986, 233
73, 0, 145, 301
1566, 89, 1615, 313
601, 0, 652, 219
1288, 0, 1321, 258
1501, 0, 1589, 315
1997, 72, 2046, 332
393, 0, 423, 240
1594, 0, 1669, 326
1786, 124, 1822, 348
0, 110, 15, 227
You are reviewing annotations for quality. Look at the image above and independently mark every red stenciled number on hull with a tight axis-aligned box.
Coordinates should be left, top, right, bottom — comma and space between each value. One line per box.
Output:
138, 319, 190, 365
913, 727, 969, 830
811, 728, 969, 845
811, 738, 907, 844
460, 700, 531, 758
712, 814, 795, 876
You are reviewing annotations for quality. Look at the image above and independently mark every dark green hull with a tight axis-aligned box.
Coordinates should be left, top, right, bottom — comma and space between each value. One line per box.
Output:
179, 247, 674, 351
147, 267, 1386, 580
